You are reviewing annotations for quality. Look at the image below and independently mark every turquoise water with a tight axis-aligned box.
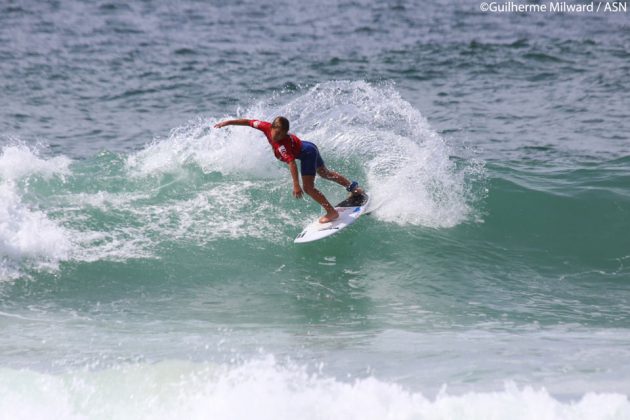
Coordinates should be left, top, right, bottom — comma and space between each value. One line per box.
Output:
1, 1, 630, 418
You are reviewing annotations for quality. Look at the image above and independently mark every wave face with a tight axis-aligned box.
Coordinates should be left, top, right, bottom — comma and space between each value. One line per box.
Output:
0, 81, 483, 279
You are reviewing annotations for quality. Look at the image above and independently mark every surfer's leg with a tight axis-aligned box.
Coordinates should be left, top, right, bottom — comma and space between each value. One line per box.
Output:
302, 175, 339, 223
316, 166, 364, 195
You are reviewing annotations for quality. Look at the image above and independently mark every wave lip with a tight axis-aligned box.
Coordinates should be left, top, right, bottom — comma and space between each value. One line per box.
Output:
0, 144, 71, 181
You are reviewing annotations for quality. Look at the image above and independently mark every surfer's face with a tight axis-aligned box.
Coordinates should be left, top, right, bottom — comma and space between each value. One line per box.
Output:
271, 119, 287, 142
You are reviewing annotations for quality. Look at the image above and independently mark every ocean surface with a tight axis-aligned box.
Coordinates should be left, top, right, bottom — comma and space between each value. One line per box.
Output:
1, 0, 630, 418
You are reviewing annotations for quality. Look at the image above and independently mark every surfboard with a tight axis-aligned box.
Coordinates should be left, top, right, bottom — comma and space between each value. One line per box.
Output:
294, 193, 370, 244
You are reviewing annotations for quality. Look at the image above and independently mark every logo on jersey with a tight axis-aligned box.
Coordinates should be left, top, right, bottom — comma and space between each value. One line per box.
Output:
278, 145, 288, 157
253, 120, 260, 128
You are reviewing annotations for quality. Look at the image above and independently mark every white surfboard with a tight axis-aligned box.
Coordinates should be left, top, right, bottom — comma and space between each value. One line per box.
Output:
294, 193, 370, 244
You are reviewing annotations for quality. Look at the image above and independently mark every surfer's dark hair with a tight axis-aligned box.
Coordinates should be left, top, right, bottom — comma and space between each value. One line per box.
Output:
274, 116, 290, 132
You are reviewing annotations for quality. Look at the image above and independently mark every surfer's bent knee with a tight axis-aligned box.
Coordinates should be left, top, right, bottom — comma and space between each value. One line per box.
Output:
303, 185, 317, 195
317, 166, 332, 178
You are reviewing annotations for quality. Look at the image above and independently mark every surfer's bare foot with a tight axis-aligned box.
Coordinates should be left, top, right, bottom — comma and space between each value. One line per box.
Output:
319, 210, 339, 224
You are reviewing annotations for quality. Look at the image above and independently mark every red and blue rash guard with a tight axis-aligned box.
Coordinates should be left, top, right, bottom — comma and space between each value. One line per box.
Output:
249, 120, 303, 163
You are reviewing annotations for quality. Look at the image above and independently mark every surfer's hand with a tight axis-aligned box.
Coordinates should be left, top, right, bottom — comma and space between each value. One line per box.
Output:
213, 121, 228, 128
292, 186, 303, 199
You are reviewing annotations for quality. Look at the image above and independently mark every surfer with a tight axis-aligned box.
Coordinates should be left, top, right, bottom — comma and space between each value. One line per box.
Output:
213, 117, 363, 223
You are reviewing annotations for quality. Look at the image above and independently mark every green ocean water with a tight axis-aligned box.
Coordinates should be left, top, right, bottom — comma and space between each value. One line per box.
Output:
2, 80, 629, 372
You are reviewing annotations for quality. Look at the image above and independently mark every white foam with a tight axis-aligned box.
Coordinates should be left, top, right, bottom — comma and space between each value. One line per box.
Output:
0, 144, 71, 181
52, 180, 302, 268
126, 117, 284, 179
0, 357, 627, 420
0, 183, 72, 279
0, 181, 70, 259
0, 145, 73, 279
161, 181, 303, 243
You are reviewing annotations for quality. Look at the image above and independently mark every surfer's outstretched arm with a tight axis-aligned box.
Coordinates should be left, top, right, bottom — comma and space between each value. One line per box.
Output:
213, 119, 252, 128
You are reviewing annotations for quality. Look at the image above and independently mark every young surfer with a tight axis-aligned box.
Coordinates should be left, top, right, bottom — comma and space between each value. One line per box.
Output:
213, 116, 363, 223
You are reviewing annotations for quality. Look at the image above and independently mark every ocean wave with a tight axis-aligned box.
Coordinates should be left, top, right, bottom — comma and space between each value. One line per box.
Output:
0, 145, 73, 280
0, 143, 71, 181
0, 356, 627, 420
127, 81, 482, 228
1, 81, 483, 278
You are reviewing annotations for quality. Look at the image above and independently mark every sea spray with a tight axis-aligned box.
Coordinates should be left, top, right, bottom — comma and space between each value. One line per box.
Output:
0, 357, 627, 420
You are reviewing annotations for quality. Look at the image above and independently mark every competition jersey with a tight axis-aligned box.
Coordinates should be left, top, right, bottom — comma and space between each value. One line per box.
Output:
249, 120, 303, 163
